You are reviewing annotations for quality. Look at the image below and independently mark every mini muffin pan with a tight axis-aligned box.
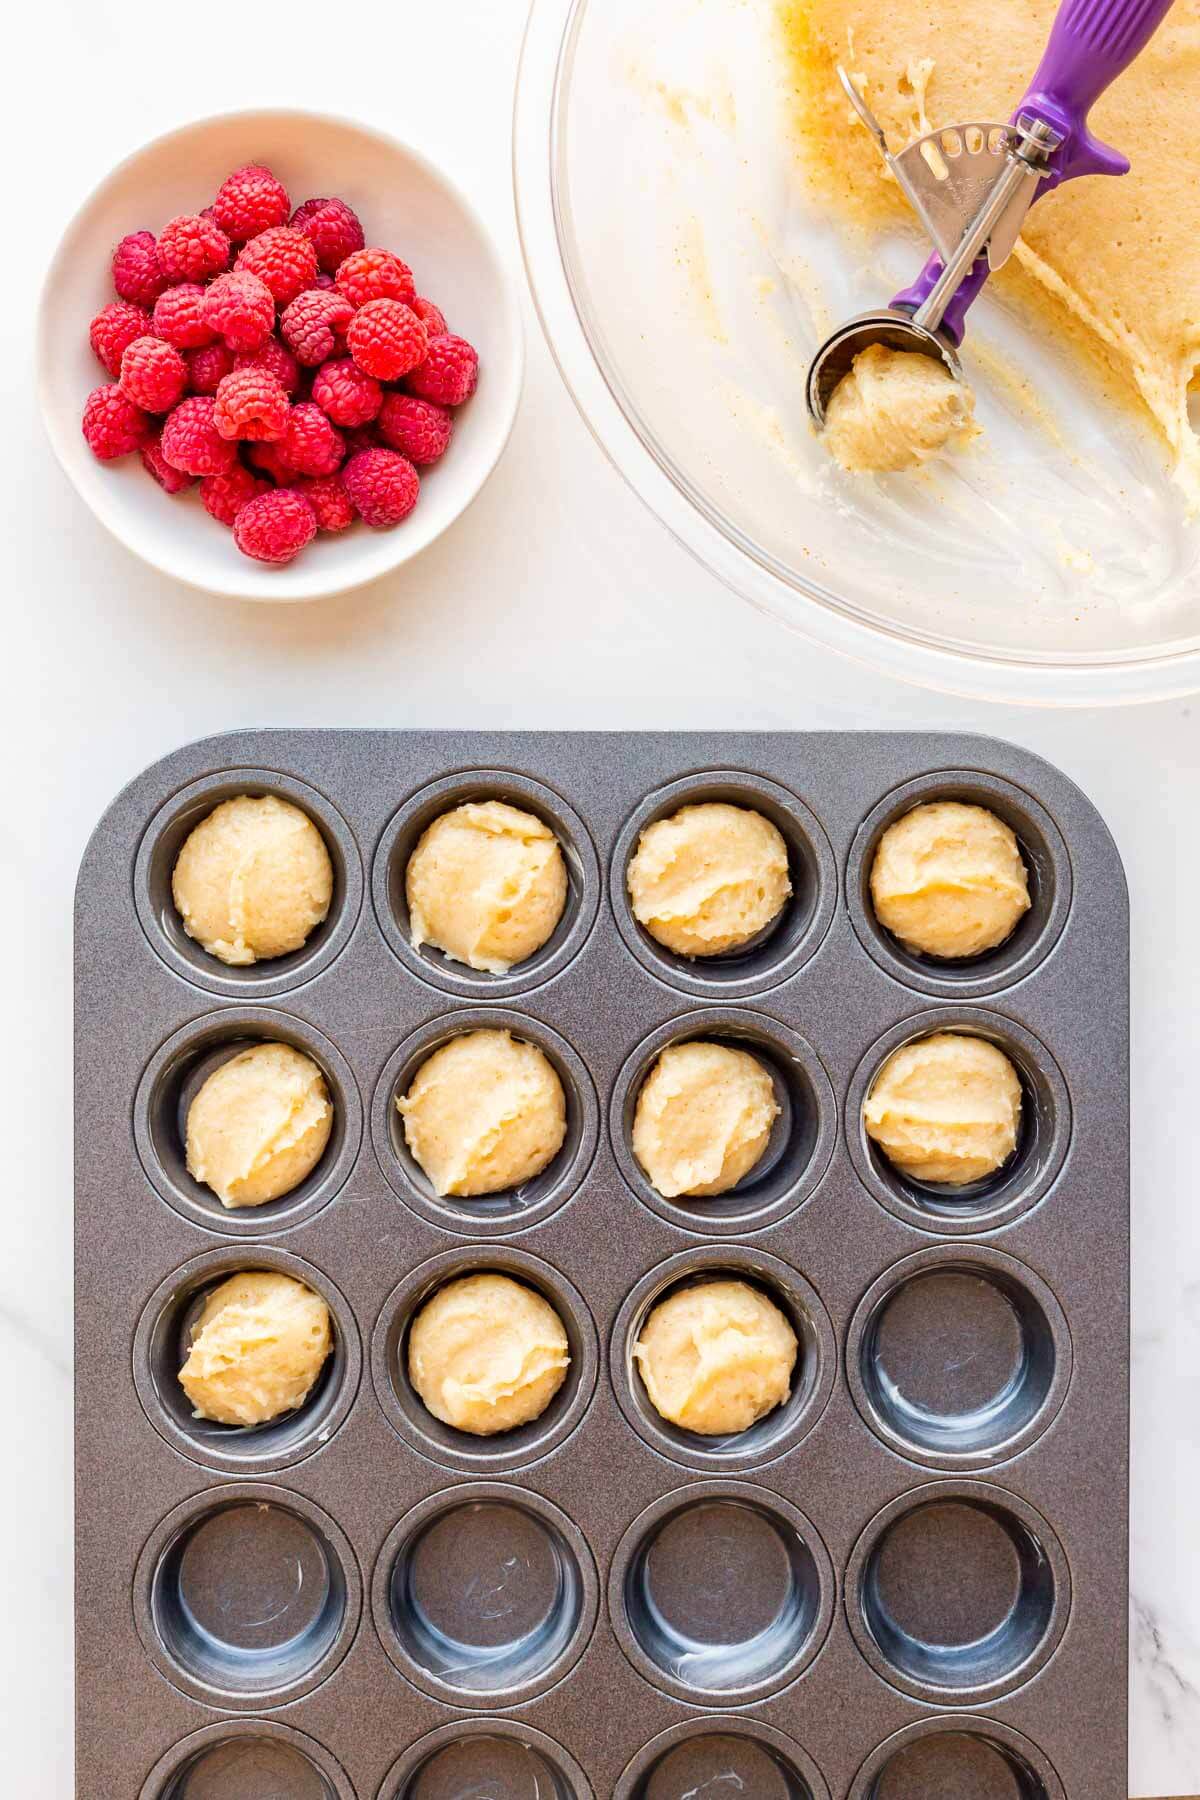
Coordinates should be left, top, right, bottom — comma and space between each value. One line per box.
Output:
75, 730, 1128, 1798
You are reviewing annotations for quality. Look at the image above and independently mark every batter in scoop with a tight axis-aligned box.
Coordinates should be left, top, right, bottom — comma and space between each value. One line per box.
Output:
782, 0, 1200, 496
824, 344, 978, 473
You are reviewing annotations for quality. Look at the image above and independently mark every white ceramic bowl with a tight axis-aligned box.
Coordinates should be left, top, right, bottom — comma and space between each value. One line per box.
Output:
39, 109, 524, 603
515, 0, 1200, 705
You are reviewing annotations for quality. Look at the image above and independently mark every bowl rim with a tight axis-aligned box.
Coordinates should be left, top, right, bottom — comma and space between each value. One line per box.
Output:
40, 104, 526, 604
514, 0, 1200, 706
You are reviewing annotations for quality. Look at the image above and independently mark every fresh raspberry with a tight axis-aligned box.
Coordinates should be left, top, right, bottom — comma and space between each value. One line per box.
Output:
212, 164, 290, 243
119, 335, 188, 413
213, 367, 290, 441
291, 197, 365, 273
405, 334, 479, 407
112, 230, 168, 307
152, 283, 215, 350
342, 447, 419, 527
140, 434, 195, 493
280, 401, 344, 476
377, 392, 453, 465
157, 213, 230, 283
186, 342, 236, 394
200, 463, 269, 525
412, 296, 448, 338
347, 299, 427, 381
294, 473, 356, 531
280, 287, 353, 366
335, 246, 416, 309
244, 440, 294, 482
236, 226, 318, 306
312, 357, 381, 427
89, 300, 151, 377
82, 383, 149, 460
203, 271, 275, 352
160, 396, 238, 476
234, 337, 301, 396
234, 488, 317, 563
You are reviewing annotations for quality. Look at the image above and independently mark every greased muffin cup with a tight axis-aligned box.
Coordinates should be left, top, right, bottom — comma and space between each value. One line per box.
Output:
76, 730, 1126, 1799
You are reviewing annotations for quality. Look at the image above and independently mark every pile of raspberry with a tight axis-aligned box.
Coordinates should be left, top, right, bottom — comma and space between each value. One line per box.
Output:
83, 164, 479, 566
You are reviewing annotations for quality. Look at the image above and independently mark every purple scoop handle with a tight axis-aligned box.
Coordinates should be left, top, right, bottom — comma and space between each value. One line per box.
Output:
892, 0, 1176, 341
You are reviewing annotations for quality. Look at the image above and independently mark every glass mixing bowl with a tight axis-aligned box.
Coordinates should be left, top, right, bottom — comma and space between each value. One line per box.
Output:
514, 0, 1200, 704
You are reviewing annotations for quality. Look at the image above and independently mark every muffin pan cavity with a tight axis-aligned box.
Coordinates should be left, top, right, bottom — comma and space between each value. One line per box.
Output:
848, 771, 1072, 1001
372, 1006, 599, 1235
139, 1720, 355, 1800
610, 1482, 834, 1704
380, 1718, 593, 1799
134, 1006, 362, 1236
372, 1245, 598, 1473
133, 1246, 361, 1476
135, 769, 362, 999
848, 1247, 1071, 1470
77, 731, 1128, 1798
372, 1482, 598, 1707
847, 1484, 1070, 1704
848, 1716, 1066, 1800
612, 772, 837, 998
615, 1718, 831, 1800
613, 1246, 836, 1473
611, 1010, 836, 1233
134, 1484, 360, 1710
374, 768, 600, 997
847, 1009, 1071, 1236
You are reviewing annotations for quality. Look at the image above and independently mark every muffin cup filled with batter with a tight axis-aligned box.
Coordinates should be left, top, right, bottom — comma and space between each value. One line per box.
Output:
371, 1247, 599, 1474
134, 1010, 363, 1236
848, 1011, 1072, 1235
612, 775, 836, 997
613, 1247, 837, 1473
611, 1013, 836, 1234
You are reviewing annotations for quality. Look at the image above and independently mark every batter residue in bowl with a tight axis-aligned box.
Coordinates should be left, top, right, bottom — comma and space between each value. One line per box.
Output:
780, 0, 1200, 500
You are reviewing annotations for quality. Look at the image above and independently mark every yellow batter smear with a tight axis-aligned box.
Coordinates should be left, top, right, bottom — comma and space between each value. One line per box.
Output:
780, 0, 1200, 500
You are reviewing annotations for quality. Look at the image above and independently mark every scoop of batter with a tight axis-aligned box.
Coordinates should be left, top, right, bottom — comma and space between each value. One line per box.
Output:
406, 799, 568, 973
871, 801, 1031, 959
823, 344, 978, 473
633, 1041, 780, 1198
627, 802, 792, 958
172, 794, 333, 967
398, 1028, 567, 1198
179, 1270, 333, 1427
864, 1031, 1022, 1185
634, 1279, 798, 1435
408, 1272, 571, 1435
186, 1041, 333, 1209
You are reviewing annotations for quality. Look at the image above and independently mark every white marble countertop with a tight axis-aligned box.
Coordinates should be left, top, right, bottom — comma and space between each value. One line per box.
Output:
4, 0, 1198, 1792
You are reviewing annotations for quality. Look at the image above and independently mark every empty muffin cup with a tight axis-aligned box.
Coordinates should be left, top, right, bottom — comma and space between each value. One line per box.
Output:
610, 1482, 834, 1704
134, 1008, 362, 1236
847, 1715, 1066, 1800
612, 773, 836, 997
615, 1718, 830, 1800
613, 1246, 836, 1472
847, 1011, 1071, 1236
135, 769, 361, 999
372, 1483, 598, 1707
138, 1719, 354, 1800
846, 1483, 1070, 1704
848, 772, 1072, 1000
134, 1247, 360, 1476
380, 1719, 592, 1800
372, 1245, 598, 1473
372, 769, 600, 996
848, 1247, 1070, 1469
135, 1484, 360, 1709
372, 1009, 598, 1234
611, 1012, 836, 1234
